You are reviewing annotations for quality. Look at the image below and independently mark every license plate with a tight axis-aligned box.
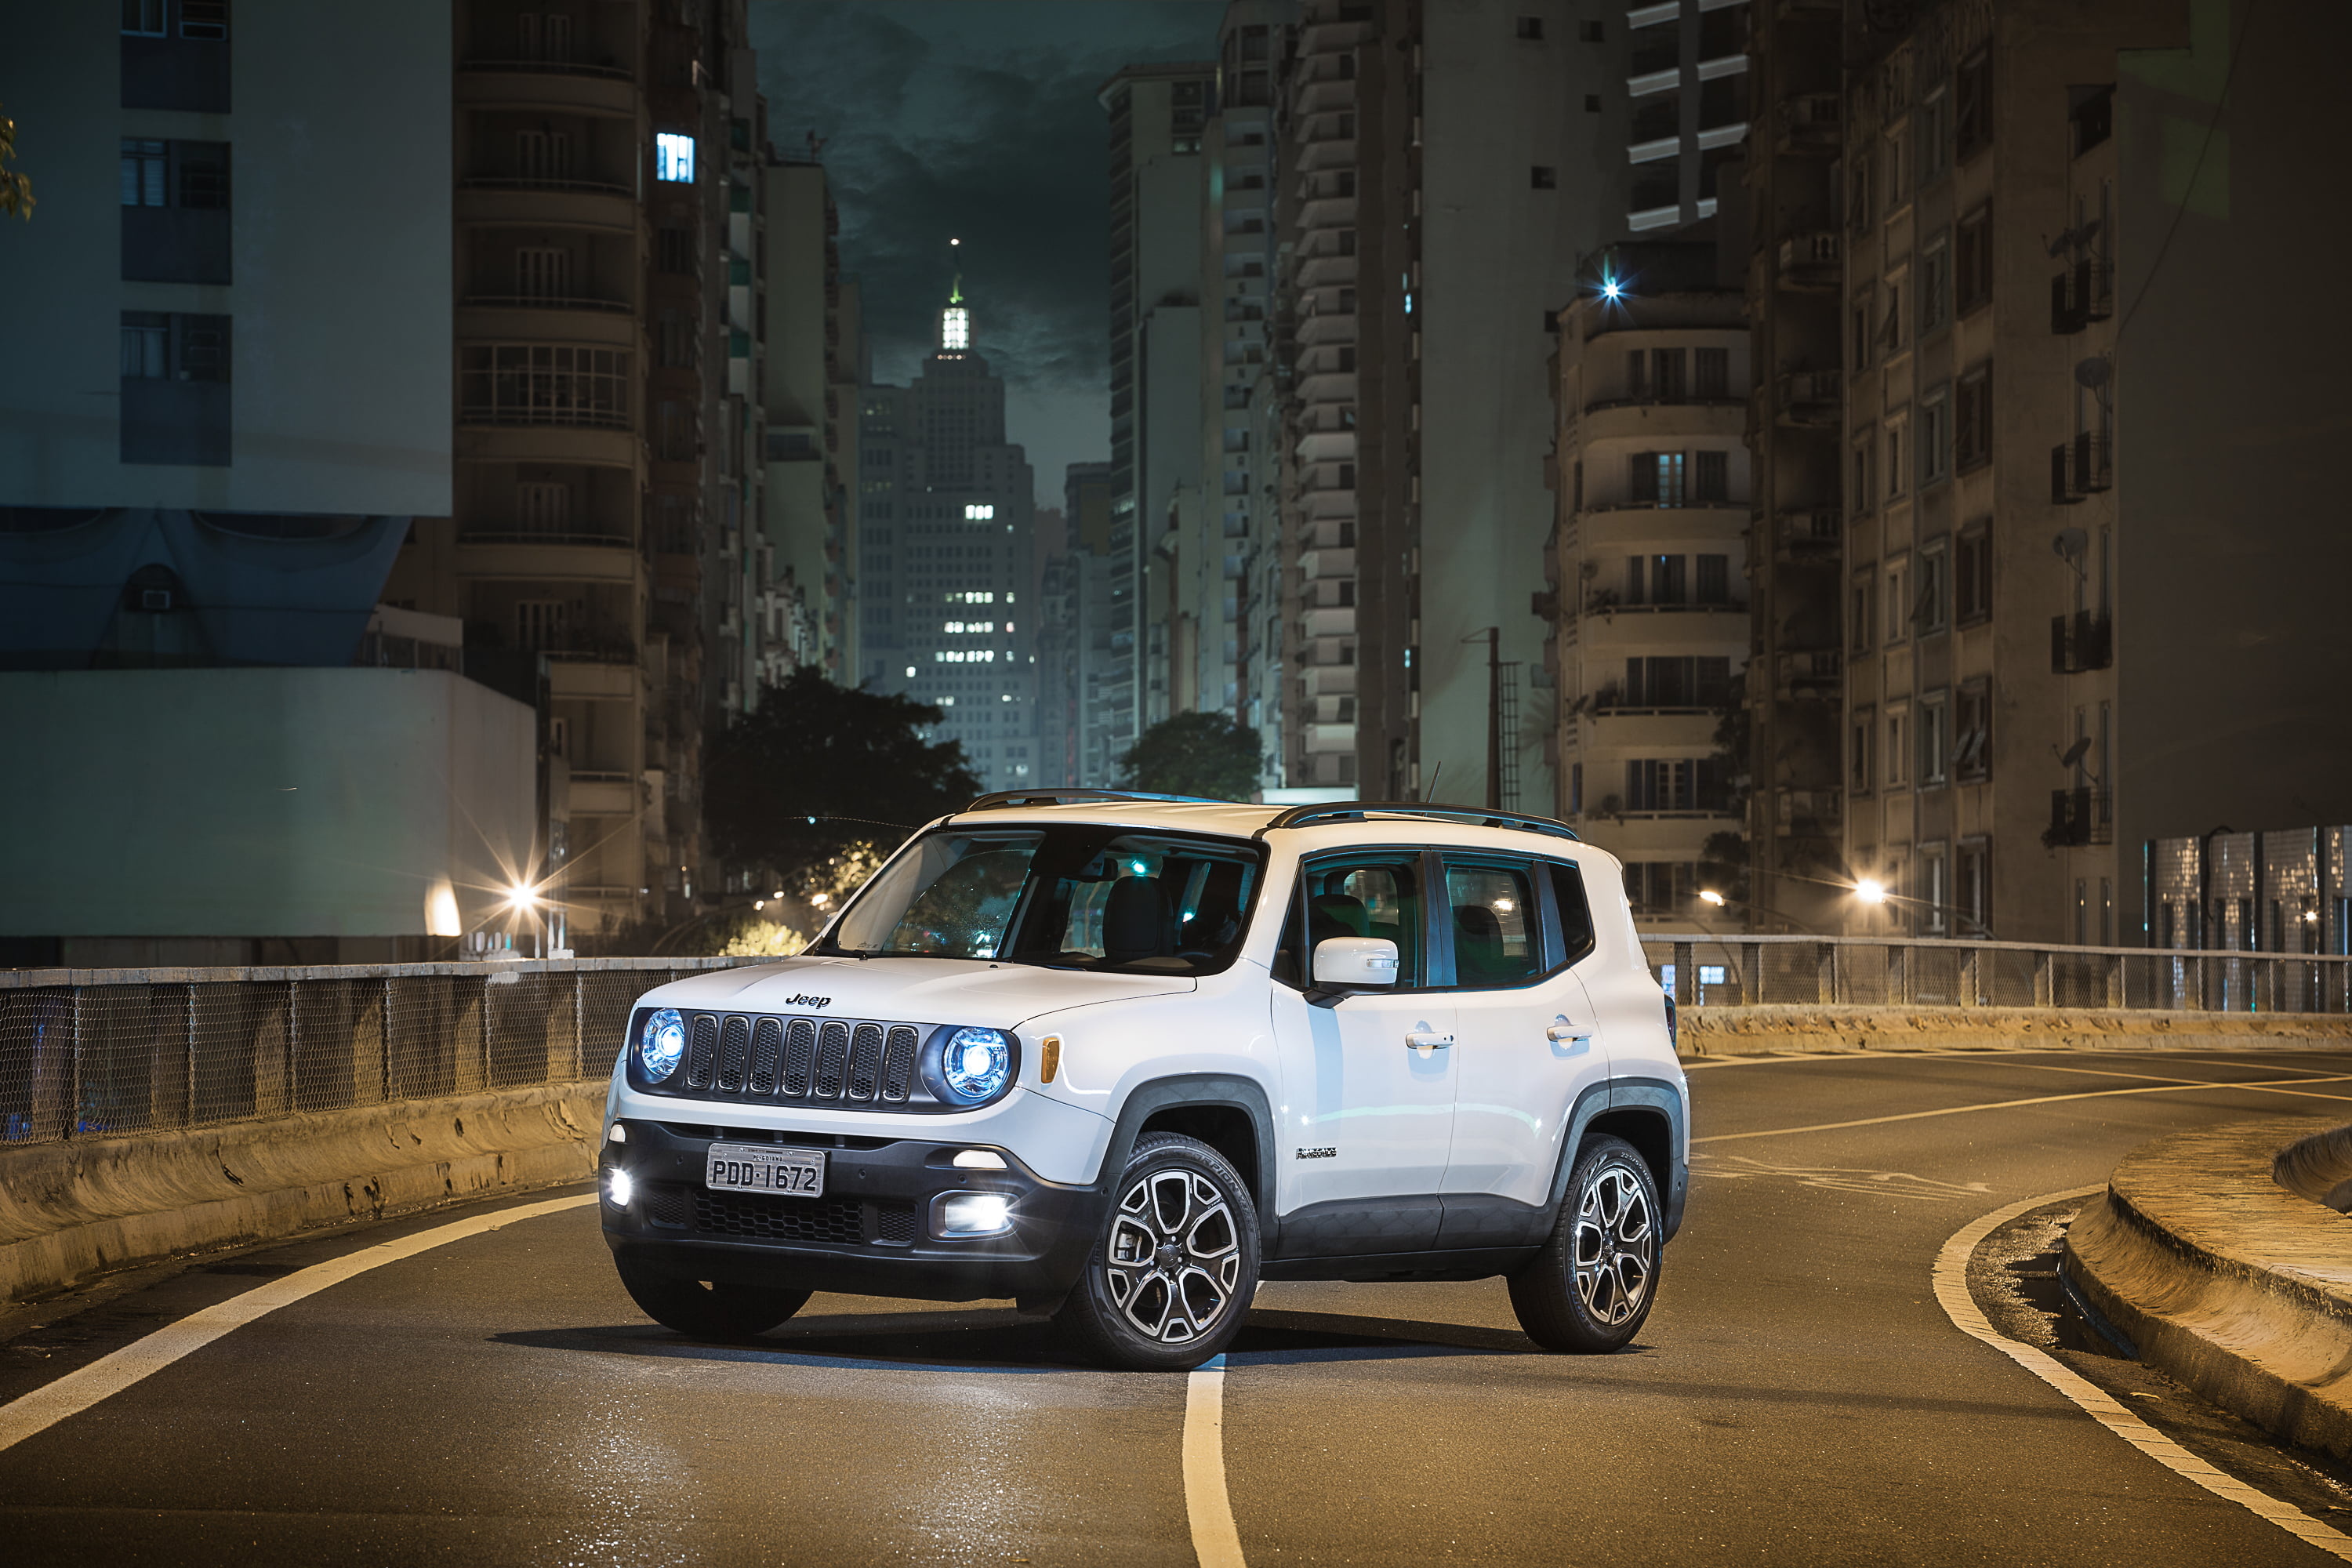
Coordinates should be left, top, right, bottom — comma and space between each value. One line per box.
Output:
706, 1142, 826, 1198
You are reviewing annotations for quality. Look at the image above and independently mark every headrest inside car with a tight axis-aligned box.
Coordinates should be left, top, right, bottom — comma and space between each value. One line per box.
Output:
1103, 875, 1172, 964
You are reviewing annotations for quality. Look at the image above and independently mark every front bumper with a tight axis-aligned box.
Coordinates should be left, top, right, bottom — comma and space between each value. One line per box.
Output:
600, 1119, 1109, 1304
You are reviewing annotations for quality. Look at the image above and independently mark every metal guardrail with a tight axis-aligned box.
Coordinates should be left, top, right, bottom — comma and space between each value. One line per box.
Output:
1641, 935, 2352, 1014
0, 959, 756, 1146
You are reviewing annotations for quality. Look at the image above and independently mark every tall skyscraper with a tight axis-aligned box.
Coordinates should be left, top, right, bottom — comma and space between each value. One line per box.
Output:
1062, 461, 1117, 783
1271, 0, 1626, 804
1098, 61, 1215, 775
856, 274, 1040, 792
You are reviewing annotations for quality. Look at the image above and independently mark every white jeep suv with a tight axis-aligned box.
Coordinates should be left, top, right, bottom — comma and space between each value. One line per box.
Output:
600, 794, 1688, 1371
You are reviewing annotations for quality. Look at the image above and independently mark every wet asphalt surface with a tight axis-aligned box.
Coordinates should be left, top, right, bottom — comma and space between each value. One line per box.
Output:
6, 1046, 2352, 1566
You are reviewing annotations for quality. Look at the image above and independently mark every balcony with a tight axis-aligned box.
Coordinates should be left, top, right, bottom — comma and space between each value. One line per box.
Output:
1773, 508, 1841, 564
1775, 787, 1843, 834
1773, 648, 1842, 700
2049, 609, 2114, 673
2044, 787, 2114, 848
1778, 92, 1842, 155
1777, 230, 1841, 290
2049, 259, 2115, 333
456, 59, 635, 118
1774, 370, 1841, 427
2050, 432, 2113, 503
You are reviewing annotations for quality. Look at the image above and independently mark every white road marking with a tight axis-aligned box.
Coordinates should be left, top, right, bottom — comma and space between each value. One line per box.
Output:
1690, 1152, 1994, 1202
0, 1192, 596, 1457
1694, 1073, 2352, 1144
1935, 1187, 2352, 1562
1185, 1352, 1247, 1568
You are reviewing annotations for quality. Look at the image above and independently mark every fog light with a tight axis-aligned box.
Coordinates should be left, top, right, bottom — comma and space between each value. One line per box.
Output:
605, 1167, 634, 1208
938, 1192, 1012, 1237
952, 1149, 1007, 1171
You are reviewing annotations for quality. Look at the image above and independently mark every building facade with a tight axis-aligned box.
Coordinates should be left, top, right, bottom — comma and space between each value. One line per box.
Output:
0, 2, 543, 963
1270, 0, 1626, 803
1550, 245, 1751, 931
1097, 62, 1215, 777
856, 289, 1040, 792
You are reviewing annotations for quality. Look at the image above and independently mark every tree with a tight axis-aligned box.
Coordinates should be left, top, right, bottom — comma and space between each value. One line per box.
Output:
703, 668, 979, 889
1, 103, 32, 220
1117, 711, 1263, 801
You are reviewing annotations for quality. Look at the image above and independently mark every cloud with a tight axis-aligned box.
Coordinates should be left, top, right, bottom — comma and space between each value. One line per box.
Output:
750, 1, 1222, 497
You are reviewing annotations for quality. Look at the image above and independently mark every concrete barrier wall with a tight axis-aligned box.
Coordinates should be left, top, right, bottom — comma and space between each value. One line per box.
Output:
1681, 1004, 2352, 1056
0, 1080, 604, 1305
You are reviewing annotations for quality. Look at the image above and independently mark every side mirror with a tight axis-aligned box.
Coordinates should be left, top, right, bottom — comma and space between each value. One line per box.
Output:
1313, 935, 1399, 987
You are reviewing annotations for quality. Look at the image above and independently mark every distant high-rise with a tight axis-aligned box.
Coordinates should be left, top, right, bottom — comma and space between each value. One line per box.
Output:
1271, 0, 1627, 803
857, 275, 1040, 793
1098, 61, 1215, 775
1062, 461, 1117, 784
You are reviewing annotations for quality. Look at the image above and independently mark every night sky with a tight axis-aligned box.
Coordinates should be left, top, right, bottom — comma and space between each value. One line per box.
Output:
750, 1, 1223, 506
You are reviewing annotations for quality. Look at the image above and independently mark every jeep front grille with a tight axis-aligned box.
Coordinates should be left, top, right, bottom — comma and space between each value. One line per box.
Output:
675, 1011, 920, 1109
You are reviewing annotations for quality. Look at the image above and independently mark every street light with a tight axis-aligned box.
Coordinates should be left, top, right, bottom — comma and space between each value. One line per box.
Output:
1853, 878, 1889, 905
505, 883, 540, 911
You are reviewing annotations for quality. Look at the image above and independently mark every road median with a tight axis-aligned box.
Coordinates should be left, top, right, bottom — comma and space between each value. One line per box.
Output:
2066, 1116, 2352, 1463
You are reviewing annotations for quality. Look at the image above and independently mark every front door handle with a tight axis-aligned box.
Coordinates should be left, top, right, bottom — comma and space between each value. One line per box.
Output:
1547, 1023, 1592, 1047
1405, 1031, 1454, 1051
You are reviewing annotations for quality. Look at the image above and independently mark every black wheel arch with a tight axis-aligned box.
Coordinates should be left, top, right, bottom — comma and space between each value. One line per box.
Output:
1095, 1073, 1282, 1255
1548, 1077, 1688, 1244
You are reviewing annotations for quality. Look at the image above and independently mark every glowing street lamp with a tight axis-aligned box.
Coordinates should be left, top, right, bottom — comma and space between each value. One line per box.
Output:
1698, 889, 1727, 908
505, 883, 540, 911
1853, 878, 1889, 906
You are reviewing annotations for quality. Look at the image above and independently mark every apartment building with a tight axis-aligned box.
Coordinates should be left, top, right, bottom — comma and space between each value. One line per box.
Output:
1623, 0, 1755, 234
1271, 0, 1624, 803
1096, 62, 1215, 776
1062, 461, 1119, 784
759, 151, 859, 689
1828, 0, 2352, 945
1549, 244, 1750, 930
855, 288, 1041, 792
1730, 0, 1846, 932
377, 0, 763, 946
0, 3, 543, 964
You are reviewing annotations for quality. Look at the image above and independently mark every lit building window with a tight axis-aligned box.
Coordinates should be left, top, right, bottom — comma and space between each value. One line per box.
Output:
655, 133, 695, 183
964, 503, 994, 521
941, 307, 969, 350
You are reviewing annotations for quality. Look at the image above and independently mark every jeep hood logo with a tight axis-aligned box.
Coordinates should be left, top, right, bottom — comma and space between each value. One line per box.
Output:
782, 993, 832, 1009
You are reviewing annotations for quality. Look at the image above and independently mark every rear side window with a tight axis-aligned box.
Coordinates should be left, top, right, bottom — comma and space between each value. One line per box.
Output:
1548, 862, 1599, 966
1443, 862, 1542, 987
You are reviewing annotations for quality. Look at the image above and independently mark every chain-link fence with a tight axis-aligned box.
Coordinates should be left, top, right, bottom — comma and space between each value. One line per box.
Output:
1642, 935, 2352, 1014
0, 959, 753, 1146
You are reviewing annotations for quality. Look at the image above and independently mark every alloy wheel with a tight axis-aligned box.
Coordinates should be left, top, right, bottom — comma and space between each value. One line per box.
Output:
1573, 1160, 1655, 1327
1103, 1167, 1242, 1343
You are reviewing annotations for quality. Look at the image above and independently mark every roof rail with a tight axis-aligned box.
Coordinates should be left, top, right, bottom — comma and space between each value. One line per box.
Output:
960, 788, 1230, 812
1253, 801, 1582, 842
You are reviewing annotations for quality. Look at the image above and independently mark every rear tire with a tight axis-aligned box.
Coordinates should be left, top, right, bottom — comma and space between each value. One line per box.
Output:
1054, 1132, 1261, 1371
1508, 1134, 1661, 1352
615, 1257, 811, 1340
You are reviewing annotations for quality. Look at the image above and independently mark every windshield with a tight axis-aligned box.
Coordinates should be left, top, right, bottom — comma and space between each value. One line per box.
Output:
821, 826, 1266, 973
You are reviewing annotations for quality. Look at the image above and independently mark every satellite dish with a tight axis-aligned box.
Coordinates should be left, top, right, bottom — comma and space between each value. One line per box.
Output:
2059, 738, 2091, 769
2053, 527, 2089, 559
2074, 357, 2111, 389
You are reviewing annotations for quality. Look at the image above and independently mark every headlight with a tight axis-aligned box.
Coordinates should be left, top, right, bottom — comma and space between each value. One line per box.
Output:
637, 1007, 685, 1083
924, 1025, 1014, 1105
936, 1192, 1014, 1237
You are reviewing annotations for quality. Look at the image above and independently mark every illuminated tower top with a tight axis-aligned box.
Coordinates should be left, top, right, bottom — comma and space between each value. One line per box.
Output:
939, 236, 970, 353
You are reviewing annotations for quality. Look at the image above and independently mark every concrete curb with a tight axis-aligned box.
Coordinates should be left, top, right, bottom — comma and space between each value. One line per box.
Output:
1682, 1005, 2352, 1056
0, 1081, 606, 1306
2065, 1116, 2352, 1463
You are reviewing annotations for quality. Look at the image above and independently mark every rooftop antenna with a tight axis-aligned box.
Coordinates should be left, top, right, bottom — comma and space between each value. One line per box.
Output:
1421, 760, 1444, 804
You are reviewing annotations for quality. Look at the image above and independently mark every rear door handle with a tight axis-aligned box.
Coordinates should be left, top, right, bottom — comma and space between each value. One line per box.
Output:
1547, 1024, 1592, 1047
1405, 1031, 1454, 1051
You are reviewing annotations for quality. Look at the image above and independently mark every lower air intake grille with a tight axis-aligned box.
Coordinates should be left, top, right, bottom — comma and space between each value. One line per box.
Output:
685, 1189, 922, 1247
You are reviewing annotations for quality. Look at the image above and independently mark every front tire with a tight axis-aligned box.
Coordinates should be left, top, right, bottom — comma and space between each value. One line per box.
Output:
1054, 1132, 1261, 1371
615, 1257, 811, 1340
1508, 1134, 1661, 1352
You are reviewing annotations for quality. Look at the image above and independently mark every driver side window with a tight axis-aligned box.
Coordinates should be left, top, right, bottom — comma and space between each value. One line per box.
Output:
1297, 856, 1425, 986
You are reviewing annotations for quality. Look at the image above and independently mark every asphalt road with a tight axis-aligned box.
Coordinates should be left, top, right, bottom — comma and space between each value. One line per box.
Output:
7, 1045, 2352, 1566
